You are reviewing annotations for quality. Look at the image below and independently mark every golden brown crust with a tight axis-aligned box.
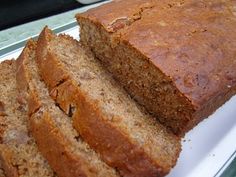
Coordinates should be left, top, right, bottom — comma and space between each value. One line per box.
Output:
189, 85, 236, 131
36, 29, 70, 91
36, 27, 180, 177
27, 90, 41, 117
72, 86, 168, 177
75, 0, 156, 33
56, 79, 168, 176
77, 0, 236, 135
119, 1, 236, 107
16, 40, 41, 116
16, 45, 30, 94
30, 110, 88, 177
0, 145, 18, 177
78, 0, 236, 105
36, 28, 73, 114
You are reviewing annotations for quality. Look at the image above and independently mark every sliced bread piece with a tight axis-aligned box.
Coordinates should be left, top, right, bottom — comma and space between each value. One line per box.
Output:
16, 40, 119, 177
0, 60, 55, 177
36, 27, 181, 177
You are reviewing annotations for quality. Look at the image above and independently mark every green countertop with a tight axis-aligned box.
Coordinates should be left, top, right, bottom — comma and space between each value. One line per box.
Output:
0, 2, 107, 49
220, 154, 236, 177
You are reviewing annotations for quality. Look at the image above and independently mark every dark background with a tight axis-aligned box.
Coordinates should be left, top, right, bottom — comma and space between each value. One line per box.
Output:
0, 0, 88, 30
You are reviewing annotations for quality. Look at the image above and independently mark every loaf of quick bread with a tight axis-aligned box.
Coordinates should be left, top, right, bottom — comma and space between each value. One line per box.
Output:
3, 0, 234, 175
76, 0, 236, 136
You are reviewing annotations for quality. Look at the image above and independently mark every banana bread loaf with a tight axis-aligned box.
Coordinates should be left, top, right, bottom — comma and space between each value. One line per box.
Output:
0, 60, 55, 177
36, 27, 181, 177
76, 0, 236, 135
16, 40, 119, 177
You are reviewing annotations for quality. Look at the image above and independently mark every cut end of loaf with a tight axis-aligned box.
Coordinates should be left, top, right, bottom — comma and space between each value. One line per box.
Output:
76, 15, 194, 136
37, 27, 181, 176
21, 37, 119, 177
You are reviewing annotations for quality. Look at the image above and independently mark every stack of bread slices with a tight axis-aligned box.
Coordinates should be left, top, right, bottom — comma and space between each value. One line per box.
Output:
0, 0, 235, 177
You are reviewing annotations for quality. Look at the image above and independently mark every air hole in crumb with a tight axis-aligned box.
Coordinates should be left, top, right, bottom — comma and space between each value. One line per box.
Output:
68, 104, 76, 117
56, 78, 67, 87
17, 105, 26, 112
34, 108, 43, 119
115, 167, 122, 176
77, 81, 82, 87
74, 136, 80, 142
55, 103, 65, 113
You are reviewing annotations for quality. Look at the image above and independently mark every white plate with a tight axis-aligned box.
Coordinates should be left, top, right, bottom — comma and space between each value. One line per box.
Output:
76, 0, 102, 4
0, 5, 235, 177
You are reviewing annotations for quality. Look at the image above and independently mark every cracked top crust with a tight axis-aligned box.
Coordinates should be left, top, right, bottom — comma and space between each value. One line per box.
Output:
78, 0, 236, 107
78, 0, 156, 33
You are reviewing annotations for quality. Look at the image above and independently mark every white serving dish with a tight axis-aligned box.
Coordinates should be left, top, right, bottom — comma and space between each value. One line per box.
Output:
77, 0, 102, 4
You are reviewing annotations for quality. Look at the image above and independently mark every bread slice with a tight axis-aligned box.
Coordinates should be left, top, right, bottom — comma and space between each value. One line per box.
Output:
36, 27, 181, 177
16, 40, 119, 177
76, 0, 236, 136
0, 60, 55, 177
